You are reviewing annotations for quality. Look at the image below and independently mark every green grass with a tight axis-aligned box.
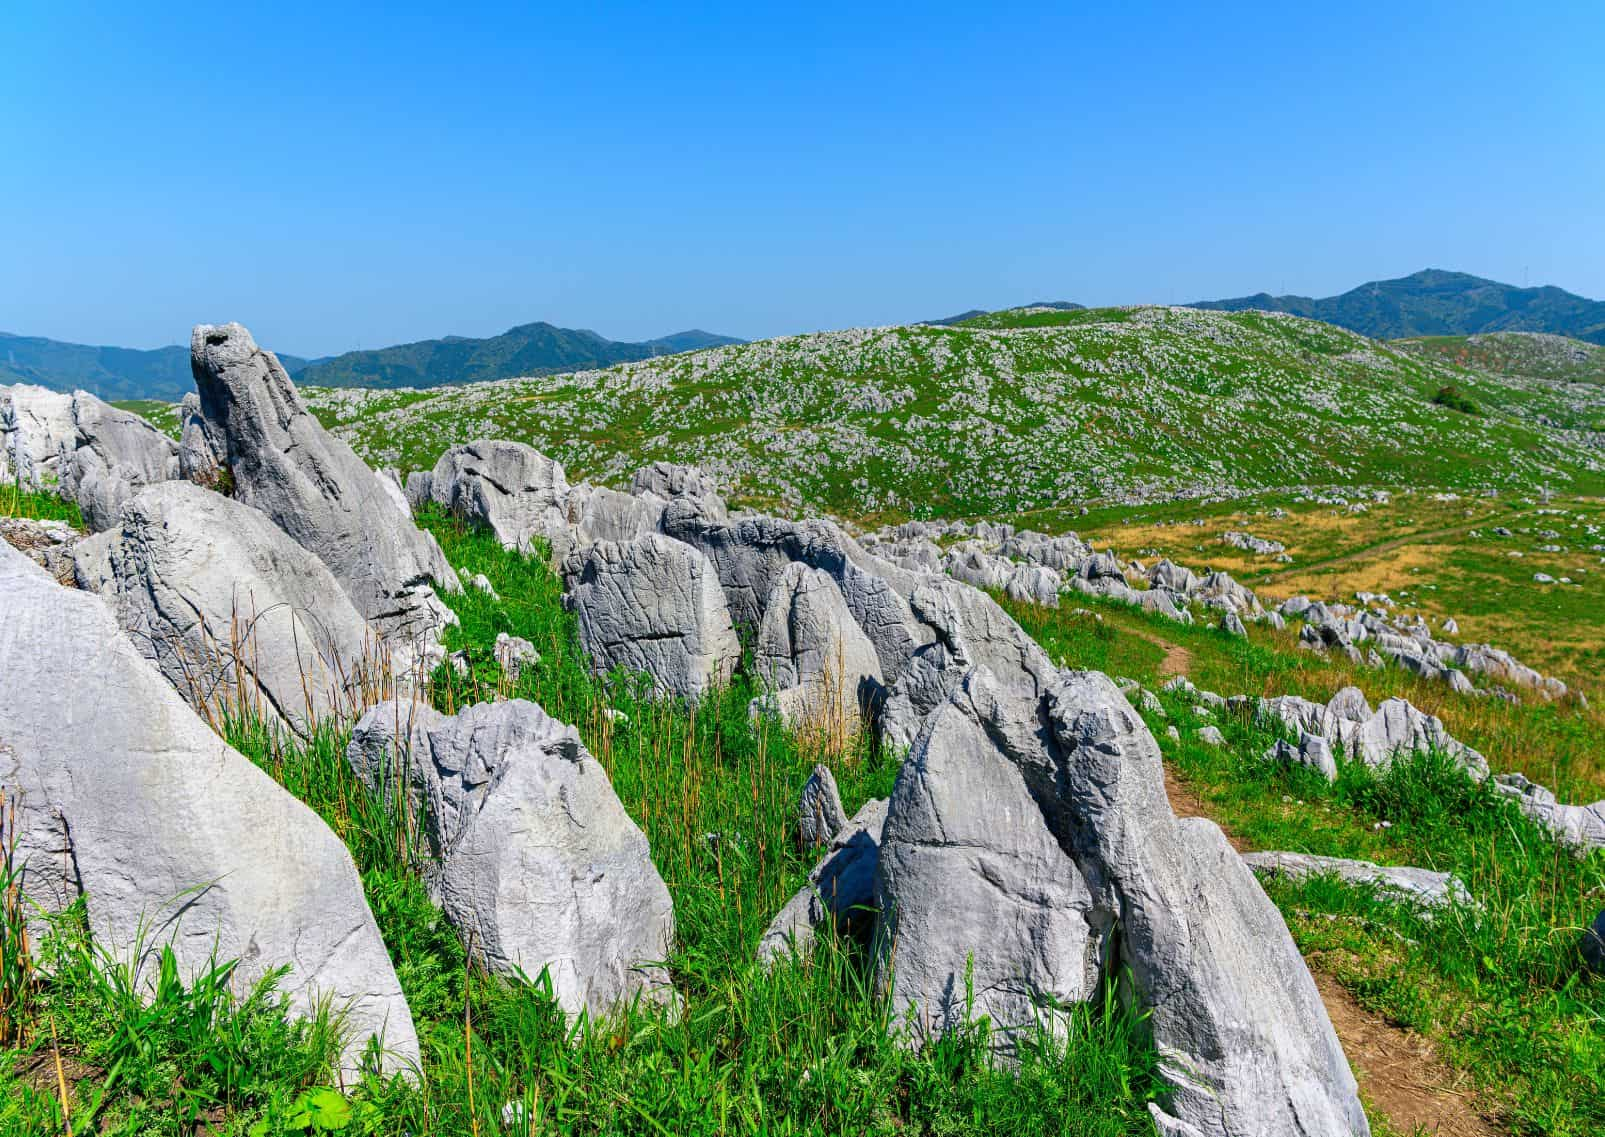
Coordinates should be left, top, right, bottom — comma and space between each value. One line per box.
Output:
1, 480, 83, 526
1, 511, 1163, 1135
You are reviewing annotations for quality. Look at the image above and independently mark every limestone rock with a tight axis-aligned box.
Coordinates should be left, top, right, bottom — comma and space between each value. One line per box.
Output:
425, 439, 571, 551
756, 562, 885, 734
563, 534, 740, 699
797, 764, 848, 850
189, 323, 458, 653
63, 394, 182, 531
874, 670, 1101, 1047
348, 698, 674, 1017
72, 482, 379, 732
1045, 671, 1368, 1136
0, 542, 417, 1076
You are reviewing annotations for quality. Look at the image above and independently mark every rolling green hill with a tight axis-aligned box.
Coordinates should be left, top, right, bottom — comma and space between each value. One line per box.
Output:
300, 305, 1605, 521
294, 323, 742, 389
1191, 269, 1605, 345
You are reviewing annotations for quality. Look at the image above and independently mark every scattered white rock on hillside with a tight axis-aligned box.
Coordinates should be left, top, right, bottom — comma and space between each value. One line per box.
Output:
1221, 530, 1285, 556
72, 481, 381, 732
188, 323, 459, 659
348, 698, 675, 1018
0, 541, 418, 1076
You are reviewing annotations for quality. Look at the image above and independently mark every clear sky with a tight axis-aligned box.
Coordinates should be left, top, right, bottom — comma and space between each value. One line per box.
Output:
4, 1, 1602, 356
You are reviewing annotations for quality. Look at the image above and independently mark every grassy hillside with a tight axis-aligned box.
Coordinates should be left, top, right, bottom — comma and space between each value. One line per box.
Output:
1191, 269, 1605, 345
1397, 332, 1605, 386
299, 306, 1605, 521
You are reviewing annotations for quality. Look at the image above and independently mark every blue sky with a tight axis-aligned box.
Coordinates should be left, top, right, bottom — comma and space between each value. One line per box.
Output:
3, 1, 1602, 355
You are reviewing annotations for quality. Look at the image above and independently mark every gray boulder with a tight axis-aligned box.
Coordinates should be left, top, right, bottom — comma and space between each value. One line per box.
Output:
662, 506, 927, 682
874, 670, 1102, 1046
1148, 558, 1198, 594
62, 394, 182, 531
630, 461, 726, 520
1, 384, 76, 488
1044, 671, 1367, 1136
756, 562, 885, 734
760, 796, 887, 963
72, 482, 378, 732
797, 764, 848, 849
177, 391, 225, 486
873, 666, 1367, 1134
348, 698, 674, 1017
189, 323, 458, 653
1003, 562, 1062, 607
2, 385, 181, 530
1493, 773, 1605, 849
424, 439, 571, 552
563, 534, 740, 699
880, 576, 1057, 751
0, 542, 418, 1076
1242, 851, 1469, 910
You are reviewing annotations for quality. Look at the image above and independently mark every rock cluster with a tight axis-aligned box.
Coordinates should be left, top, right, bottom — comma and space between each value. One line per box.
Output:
1, 384, 180, 530
348, 699, 674, 1018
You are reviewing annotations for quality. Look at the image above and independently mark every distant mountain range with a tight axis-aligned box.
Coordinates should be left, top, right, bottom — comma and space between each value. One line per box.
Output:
1, 323, 742, 401
1189, 269, 1605, 345
294, 323, 741, 390
0, 332, 323, 402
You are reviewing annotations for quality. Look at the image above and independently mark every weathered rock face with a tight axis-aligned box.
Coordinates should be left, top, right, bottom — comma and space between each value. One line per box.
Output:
665, 506, 929, 673
1044, 671, 1368, 1137
423, 439, 571, 551
1, 384, 76, 488
347, 698, 674, 1018
1493, 773, 1605, 849
880, 577, 1057, 750
72, 481, 379, 732
563, 534, 741, 699
760, 795, 888, 964
867, 664, 1368, 1135
177, 391, 225, 486
875, 670, 1103, 1047
189, 323, 458, 653
756, 562, 885, 733
2, 385, 181, 530
0, 542, 418, 1076
630, 461, 726, 520
62, 395, 182, 531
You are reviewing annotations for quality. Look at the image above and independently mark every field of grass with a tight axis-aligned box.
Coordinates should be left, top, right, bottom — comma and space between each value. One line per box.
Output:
1007, 488, 1605, 694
